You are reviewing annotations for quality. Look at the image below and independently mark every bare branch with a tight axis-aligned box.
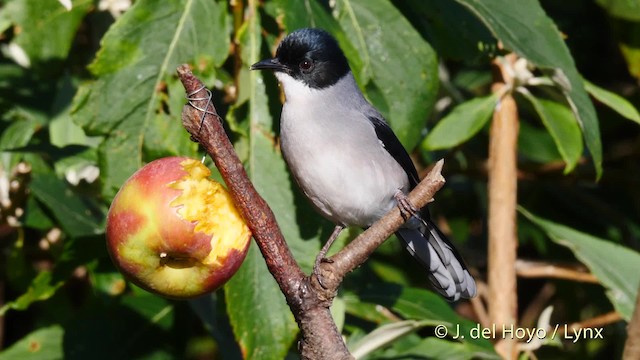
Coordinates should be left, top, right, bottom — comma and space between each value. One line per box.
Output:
558, 311, 622, 336
515, 259, 599, 284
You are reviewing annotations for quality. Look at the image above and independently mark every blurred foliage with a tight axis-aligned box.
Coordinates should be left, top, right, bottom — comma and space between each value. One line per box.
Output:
0, 0, 639, 359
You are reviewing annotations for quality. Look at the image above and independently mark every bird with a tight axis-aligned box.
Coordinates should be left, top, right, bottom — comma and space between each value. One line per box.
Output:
251, 28, 476, 301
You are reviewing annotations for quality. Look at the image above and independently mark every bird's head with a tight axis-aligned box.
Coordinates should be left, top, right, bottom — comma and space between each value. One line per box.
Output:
251, 28, 350, 90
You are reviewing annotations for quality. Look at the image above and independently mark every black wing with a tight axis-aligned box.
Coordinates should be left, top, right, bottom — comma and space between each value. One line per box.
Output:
368, 115, 420, 188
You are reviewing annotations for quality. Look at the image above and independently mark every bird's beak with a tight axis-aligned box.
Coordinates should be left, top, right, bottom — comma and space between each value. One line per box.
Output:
250, 58, 287, 72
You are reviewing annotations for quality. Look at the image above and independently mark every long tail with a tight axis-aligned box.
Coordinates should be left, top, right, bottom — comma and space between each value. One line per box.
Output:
396, 212, 476, 301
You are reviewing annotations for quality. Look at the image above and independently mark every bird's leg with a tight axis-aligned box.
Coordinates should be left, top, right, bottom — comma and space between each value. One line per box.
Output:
394, 190, 419, 221
313, 224, 345, 288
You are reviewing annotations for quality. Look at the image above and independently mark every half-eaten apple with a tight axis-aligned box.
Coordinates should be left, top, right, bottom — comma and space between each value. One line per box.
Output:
106, 157, 251, 299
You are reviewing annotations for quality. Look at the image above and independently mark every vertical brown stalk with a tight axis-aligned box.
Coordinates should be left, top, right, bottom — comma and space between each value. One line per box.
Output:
623, 286, 640, 360
488, 54, 519, 359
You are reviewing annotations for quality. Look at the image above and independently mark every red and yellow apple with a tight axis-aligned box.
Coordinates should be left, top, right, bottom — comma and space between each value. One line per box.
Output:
106, 157, 251, 299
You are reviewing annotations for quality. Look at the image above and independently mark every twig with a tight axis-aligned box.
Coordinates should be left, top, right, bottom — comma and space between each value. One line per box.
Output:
176, 65, 448, 360
471, 281, 491, 329
623, 286, 640, 360
515, 260, 599, 284
488, 53, 520, 360
557, 311, 622, 336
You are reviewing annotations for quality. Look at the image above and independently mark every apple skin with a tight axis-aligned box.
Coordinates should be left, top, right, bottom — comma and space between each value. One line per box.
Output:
106, 157, 251, 299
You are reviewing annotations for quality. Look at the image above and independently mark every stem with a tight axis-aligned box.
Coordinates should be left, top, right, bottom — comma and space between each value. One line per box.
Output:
515, 260, 599, 283
488, 54, 520, 359
557, 311, 622, 336
623, 287, 640, 360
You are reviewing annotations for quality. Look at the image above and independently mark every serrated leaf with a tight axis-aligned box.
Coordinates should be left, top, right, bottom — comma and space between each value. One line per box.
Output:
332, 0, 439, 148
0, 325, 64, 360
422, 93, 498, 150
520, 207, 640, 321
585, 79, 640, 125
455, 0, 603, 178
520, 92, 583, 173
71, 0, 231, 198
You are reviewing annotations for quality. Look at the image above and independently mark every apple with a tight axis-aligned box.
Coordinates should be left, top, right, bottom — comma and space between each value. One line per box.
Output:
106, 157, 251, 299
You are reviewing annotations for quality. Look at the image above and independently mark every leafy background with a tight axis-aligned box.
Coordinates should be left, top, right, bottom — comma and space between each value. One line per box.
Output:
0, 0, 639, 359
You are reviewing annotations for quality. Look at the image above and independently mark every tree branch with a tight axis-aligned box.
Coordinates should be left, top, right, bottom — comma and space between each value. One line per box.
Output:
177, 65, 448, 359
515, 259, 599, 283
557, 311, 622, 336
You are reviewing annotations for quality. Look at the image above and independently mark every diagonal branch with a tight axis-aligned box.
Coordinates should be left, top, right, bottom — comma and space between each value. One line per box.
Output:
177, 64, 447, 360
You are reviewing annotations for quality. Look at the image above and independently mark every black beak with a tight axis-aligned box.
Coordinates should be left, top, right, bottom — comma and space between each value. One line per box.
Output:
250, 58, 287, 72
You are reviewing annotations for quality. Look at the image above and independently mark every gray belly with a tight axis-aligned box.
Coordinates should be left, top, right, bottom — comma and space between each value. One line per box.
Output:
283, 140, 409, 227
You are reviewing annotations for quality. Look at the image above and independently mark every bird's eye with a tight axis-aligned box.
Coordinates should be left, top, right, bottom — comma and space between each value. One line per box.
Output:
299, 59, 314, 72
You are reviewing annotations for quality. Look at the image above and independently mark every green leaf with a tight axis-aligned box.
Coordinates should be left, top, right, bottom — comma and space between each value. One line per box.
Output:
349, 320, 432, 358
520, 207, 640, 321
402, 337, 501, 360
422, 93, 498, 150
357, 284, 496, 353
0, 271, 64, 316
518, 121, 562, 164
585, 79, 640, 125
332, 0, 439, 148
49, 74, 96, 148
519, 92, 583, 173
596, 0, 640, 21
455, 0, 603, 178
612, 18, 640, 80
71, 0, 231, 198
2, 0, 92, 69
0, 113, 41, 170
0, 325, 64, 360
63, 293, 176, 359
30, 169, 104, 237
395, 0, 497, 63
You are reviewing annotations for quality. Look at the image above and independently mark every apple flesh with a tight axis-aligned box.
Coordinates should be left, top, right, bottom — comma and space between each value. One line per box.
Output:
106, 157, 251, 299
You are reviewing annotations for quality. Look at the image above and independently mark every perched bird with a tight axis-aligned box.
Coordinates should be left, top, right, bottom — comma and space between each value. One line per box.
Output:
251, 28, 476, 301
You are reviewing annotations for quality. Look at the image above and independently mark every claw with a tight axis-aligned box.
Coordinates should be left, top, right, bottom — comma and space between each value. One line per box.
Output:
395, 190, 418, 220
313, 225, 344, 289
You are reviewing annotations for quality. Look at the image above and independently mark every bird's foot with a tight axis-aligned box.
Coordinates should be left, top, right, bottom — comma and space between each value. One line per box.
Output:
313, 256, 334, 289
312, 225, 344, 289
395, 190, 419, 221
